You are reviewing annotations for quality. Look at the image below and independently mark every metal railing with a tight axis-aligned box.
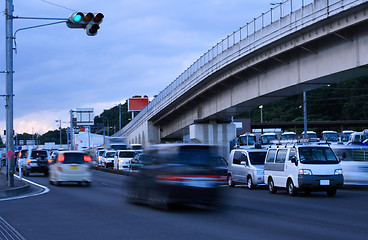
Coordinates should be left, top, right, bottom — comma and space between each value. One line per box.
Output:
121, 0, 367, 135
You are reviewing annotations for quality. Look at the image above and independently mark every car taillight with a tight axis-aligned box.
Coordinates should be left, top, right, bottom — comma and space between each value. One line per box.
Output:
58, 155, 64, 162
48, 159, 52, 163
84, 155, 91, 162
26, 159, 31, 164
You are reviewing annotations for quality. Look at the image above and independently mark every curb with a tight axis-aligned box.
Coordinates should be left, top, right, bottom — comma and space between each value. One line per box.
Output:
0, 183, 31, 199
91, 166, 131, 176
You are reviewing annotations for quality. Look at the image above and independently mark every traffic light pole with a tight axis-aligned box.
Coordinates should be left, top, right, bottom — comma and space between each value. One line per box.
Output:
5, 0, 14, 187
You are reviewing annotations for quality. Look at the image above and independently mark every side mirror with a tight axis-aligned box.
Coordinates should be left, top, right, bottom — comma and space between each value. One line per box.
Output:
290, 156, 298, 166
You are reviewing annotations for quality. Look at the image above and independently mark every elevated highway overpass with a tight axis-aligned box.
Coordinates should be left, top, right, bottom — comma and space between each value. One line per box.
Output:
115, 0, 368, 158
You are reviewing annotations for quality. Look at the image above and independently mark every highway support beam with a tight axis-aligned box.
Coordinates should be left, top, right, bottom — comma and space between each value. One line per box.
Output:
189, 122, 236, 160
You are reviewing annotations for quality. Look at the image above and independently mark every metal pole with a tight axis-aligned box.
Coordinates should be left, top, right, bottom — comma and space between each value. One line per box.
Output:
6, 0, 14, 187
303, 91, 308, 138
56, 120, 62, 148
70, 110, 74, 150
119, 103, 121, 131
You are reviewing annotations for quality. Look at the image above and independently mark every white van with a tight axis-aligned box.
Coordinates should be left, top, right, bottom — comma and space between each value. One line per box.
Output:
264, 145, 344, 196
114, 150, 137, 170
227, 148, 267, 189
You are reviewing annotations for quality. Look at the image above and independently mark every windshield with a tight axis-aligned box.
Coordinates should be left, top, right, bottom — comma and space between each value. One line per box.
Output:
119, 152, 135, 158
240, 136, 256, 145
282, 133, 296, 139
299, 147, 339, 164
262, 135, 276, 144
248, 152, 267, 165
106, 152, 115, 158
308, 133, 317, 138
111, 145, 127, 151
324, 133, 338, 142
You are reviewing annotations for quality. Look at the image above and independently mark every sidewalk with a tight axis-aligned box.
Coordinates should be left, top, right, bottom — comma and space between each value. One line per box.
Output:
0, 168, 30, 199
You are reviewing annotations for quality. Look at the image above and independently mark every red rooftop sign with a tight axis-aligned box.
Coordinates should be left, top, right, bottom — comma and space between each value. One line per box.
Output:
128, 98, 149, 112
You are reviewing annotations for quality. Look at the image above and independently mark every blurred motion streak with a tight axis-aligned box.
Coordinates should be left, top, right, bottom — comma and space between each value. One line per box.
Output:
331, 145, 368, 185
125, 144, 227, 209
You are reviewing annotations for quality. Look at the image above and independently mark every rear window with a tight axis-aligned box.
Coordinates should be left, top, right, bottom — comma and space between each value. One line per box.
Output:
62, 153, 86, 164
119, 152, 135, 158
31, 150, 48, 158
177, 146, 215, 166
19, 150, 28, 158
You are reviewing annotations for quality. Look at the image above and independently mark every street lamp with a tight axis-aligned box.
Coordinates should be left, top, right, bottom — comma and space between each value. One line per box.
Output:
259, 105, 263, 123
55, 120, 62, 149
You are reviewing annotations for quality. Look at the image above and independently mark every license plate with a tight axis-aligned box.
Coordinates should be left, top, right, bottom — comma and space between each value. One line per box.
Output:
320, 180, 330, 185
70, 165, 79, 170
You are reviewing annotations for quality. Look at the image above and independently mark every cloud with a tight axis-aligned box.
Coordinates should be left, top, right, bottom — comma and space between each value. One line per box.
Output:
0, 0, 276, 135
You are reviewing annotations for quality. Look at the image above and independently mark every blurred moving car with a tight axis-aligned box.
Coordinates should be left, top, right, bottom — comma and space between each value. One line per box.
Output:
21, 149, 51, 176
101, 150, 116, 168
125, 144, 227, 209
49, 151, 92, 186
129, 153, 152, 172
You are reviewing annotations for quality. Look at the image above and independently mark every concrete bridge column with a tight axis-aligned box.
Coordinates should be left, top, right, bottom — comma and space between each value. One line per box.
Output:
189, 122, 236, 160
147, 121, 160, 145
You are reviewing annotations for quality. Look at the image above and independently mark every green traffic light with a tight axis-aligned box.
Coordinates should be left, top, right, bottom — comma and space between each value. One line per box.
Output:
73, 14, 82, 22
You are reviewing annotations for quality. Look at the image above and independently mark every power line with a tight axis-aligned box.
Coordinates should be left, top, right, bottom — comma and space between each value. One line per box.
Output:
40, 0, 76, 12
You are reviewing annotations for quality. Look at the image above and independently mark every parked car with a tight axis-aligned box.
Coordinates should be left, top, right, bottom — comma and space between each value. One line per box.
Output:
101, 150, 116, 168
49, 150, 92, 186
21, 149, 51, 176
125, 144, 227, 209
264, 145, 344, 196
227, 148, 267, 189
114, 150, 139, 170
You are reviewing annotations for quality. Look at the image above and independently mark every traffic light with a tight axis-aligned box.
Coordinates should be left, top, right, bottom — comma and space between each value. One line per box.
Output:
66, 12, 104, 36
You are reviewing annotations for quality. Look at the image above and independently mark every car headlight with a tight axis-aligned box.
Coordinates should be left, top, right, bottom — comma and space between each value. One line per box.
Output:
254, 170, 264, 174
334, 169, 343, 175
299, 169, 312, 175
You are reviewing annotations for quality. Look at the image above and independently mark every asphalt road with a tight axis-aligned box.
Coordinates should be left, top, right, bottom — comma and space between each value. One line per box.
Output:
0, 170, 367, 240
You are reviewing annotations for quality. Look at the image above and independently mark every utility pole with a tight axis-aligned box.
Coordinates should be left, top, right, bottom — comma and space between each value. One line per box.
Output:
5, 0, 15, 187
119, 103, 121, 131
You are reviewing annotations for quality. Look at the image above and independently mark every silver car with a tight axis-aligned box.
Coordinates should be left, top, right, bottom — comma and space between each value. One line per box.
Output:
227, 148, 267, 189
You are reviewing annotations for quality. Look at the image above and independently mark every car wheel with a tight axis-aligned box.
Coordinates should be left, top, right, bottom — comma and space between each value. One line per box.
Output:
227, 175, 235, 187
326, 188, 337, 197
268, 177, 277, 194
287, 179, 297, 196
148, 189, 169, 210
247, 176, 254, 190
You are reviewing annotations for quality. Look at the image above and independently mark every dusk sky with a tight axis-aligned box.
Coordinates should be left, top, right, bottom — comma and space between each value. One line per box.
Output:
0, 0, 282, 135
